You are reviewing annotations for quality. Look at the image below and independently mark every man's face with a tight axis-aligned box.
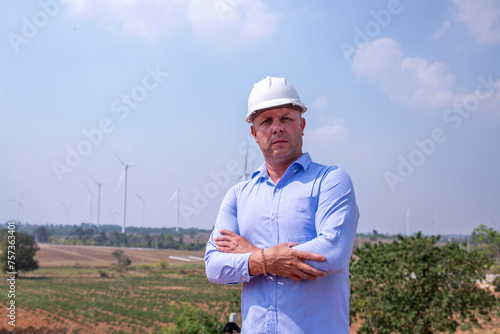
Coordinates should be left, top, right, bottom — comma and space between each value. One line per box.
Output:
251, 107, 306, 166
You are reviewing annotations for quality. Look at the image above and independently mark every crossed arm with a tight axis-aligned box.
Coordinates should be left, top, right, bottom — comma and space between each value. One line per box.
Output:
215, 229, 327, 281
205, 167, 359, 284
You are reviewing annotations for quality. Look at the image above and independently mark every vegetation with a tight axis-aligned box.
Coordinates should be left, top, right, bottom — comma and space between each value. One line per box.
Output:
471, 224, 500, 261
0, 229, 40, 275
0, 264, 240, 333
10, 222, 210, 250
157, 302, 225, 334
112, 249, 132, 270
350, 232, 497, 334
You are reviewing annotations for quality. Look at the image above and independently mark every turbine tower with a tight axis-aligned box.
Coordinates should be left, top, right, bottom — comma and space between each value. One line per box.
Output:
135, 192, 147, 226
60, 201, 74, 225
434, 213, 438, 236
86, 172, 110, 227
84, 181, 94, 224
239, 144, 251, 181
108, 205, 119, 225
406, 208, 410, 237
108, 145, 138, 235
7, 191, 25, 223
168, 188, 180, 232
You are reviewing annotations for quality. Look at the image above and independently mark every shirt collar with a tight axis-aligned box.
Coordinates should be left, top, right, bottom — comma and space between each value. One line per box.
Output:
252, 152, 312, 180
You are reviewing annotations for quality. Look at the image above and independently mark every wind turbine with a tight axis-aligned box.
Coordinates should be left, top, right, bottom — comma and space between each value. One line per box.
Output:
135, 192, 148, 226
239, 144, 251, 181
168, 188, 180, 232
60, 201, 74, 225
405, 208, 410, 237
7, 191, 25, 223
86, 172, 110, 226
434, 213, 439, 236
84, 181, 94, 224
108, 145, 138, 235
108, 204, 120, 225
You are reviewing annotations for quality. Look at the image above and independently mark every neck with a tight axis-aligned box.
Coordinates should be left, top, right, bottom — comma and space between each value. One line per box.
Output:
265, 152, 303, 184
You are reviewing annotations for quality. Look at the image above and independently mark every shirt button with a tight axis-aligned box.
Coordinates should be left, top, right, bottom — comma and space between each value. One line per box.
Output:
269, 305, 273, 310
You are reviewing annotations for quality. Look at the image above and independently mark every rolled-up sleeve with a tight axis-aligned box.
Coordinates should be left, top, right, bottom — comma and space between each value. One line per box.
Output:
293, 167, 359, 273
204, 185, 252, 284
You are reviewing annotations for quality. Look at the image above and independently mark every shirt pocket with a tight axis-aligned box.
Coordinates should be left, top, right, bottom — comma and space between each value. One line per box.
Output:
280, 196, 318, 243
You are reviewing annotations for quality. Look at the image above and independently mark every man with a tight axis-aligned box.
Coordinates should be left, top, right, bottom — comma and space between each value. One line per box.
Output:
205, 76, 359, 333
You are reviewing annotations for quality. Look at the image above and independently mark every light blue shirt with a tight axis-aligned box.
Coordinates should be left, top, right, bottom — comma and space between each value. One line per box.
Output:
205, 153, 359, 334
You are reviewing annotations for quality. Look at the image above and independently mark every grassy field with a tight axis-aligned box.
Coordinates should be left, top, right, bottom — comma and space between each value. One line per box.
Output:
0, 244, 240, 333
1, 244, 499, 333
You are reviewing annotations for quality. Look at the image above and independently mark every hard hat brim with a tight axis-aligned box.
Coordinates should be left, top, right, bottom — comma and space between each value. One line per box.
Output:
246, 101, 307, 123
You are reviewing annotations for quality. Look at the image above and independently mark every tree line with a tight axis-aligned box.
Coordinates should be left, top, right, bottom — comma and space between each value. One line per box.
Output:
17, 222, 210, 250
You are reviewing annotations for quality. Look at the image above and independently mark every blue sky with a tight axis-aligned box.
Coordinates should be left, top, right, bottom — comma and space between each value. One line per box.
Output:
1, 0, 499, 235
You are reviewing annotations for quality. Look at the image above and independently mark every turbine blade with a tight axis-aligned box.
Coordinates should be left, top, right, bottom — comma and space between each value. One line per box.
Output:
86, 171, 99, 185
169, 174, 178, 190
107, 143, 126, 166
84, 181, 93, 193
114, 170, 125, 195
85, 194, 91, 206
167, 190, 178, 205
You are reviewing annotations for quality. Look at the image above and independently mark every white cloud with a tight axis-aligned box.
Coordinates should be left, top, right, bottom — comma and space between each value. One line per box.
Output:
65, 0, 277, 48
432, 20, 453, 41
453, 78, 500, 118
187, 0, 277, 49
311, 96, 329, 110
66, 0, 188, 41
453, 0, 500, 45
434, 0, 500, 45
307, 124, 348, 144
352, 38, 455, 109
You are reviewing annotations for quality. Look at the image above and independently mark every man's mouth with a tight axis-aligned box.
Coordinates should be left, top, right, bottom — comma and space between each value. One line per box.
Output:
272, 139, 287, 145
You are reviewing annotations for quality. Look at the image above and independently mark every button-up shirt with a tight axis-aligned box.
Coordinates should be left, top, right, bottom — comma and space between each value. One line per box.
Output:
205, 153, 359, 334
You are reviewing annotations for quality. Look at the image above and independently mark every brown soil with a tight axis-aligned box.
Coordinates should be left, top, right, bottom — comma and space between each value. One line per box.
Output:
2, 244, 498, 334
0, 305, 96, 334
36, 243, 205, 267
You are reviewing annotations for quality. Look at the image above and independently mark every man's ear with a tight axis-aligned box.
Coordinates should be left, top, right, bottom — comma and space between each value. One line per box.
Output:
251, 125, 257, 142
301, 117, 306, 135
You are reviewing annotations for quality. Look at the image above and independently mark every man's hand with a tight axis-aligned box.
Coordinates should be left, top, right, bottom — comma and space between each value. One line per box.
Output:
215, 229, 260, 254
250, 243, 327, 282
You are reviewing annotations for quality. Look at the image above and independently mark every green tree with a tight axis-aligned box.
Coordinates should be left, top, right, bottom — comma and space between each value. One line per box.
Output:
111, 249, 131, 269
350, 233, 497, 334
471, 224, 500, 260
1, 230, 40, 275
157, 302, 224, 334
35, 226, 51, 243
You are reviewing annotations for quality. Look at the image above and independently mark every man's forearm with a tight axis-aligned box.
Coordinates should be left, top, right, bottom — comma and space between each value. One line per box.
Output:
205, 246, 253, 284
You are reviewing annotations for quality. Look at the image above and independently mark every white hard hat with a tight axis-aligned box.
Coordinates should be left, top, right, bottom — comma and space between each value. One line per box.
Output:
246, 76, 307, 123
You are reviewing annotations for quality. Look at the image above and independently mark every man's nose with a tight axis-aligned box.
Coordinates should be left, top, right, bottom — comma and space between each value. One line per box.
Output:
272, 121, 284, 133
